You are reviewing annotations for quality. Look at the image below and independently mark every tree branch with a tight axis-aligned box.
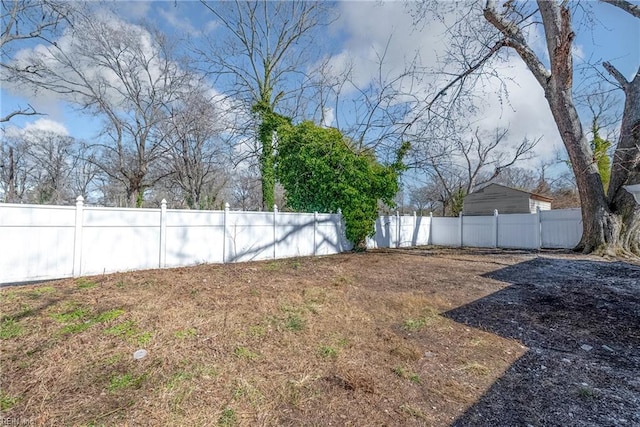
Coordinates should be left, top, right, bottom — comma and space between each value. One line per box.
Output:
483, 0, 550, 89
602, 61, 631, 89
0, 104, 42, 123
600, 0, 640, 19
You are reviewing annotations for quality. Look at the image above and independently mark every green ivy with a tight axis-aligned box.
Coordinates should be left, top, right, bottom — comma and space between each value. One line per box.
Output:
591, 118, 611, 194
276, 121, 407, 248
253, 102, 291, 210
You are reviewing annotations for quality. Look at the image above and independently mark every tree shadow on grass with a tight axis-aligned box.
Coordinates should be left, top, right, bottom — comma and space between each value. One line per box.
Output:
444, 257, 640, 427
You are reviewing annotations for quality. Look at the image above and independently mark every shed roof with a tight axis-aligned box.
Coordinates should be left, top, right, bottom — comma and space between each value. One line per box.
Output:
470, 183, 553, 202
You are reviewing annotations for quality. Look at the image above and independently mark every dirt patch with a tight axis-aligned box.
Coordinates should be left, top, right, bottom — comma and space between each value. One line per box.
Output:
0, 248, 637, 426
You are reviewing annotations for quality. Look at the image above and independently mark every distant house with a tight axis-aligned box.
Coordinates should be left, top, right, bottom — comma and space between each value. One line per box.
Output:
463, 183, 552, 215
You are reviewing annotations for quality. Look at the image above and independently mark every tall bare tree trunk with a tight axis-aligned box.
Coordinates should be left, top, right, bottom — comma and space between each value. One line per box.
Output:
544, 79, 621, 254
484, 0, 639, 255
605, 68, 640, 254
6, 147, 17, 203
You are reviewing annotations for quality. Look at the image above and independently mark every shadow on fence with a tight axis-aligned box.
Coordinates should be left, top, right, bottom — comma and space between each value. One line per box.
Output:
225, 215, 347, 263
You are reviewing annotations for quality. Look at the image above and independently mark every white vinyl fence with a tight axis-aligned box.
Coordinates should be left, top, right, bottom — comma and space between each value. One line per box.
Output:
0, 199, 582, 285
367, 208, 582, 250
0, 198, 347, 284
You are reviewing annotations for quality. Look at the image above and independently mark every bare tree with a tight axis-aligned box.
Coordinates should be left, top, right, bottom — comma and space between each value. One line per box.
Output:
69, 141, 100, 202
412, 125, 539, 215
0, 130, 93, 204
1, 0, 73, 122
481, 0, 639, 254
161, 81, 232, 209
23, 131, 75, 204
486, 166, 540, 192
302, 41, 421, 165
408, 183, 444, 215
229, 169, 262, 211
14, 13, 190, 207
197, 0, 332, 210
0, 136, 32, 202
412, 0, 639, 254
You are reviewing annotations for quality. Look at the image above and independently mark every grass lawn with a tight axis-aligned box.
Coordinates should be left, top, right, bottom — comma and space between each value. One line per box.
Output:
0, 250, 528, 426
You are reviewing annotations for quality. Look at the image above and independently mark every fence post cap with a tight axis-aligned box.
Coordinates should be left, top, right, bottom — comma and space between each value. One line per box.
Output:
273, 204, 278, 212
494, 209, 499, 216
224, 202, 230, 210
161, 199, 167, 207
75, 196, 84, 205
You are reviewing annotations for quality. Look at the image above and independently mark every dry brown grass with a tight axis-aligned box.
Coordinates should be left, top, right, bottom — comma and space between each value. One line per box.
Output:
1, 250, 526, 426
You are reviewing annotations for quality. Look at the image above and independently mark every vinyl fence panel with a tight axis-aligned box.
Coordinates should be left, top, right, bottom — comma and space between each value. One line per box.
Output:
431, 217, 460, 246
226, 211, 277, 262
0, 204, 75, 283
498, 213, 540, 249
413, 216, 431, 246
541, 208, 582, 248
275, 212, 316, 258
398, 215, 416, 247
81, 207, 162, 275
462, 215, 495, 248
164, 210, 225, 267
369, 216, 392, 249
315, 213, 345, 255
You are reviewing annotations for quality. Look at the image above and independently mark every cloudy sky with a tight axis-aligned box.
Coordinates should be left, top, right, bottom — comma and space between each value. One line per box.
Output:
2, 0, 638, 176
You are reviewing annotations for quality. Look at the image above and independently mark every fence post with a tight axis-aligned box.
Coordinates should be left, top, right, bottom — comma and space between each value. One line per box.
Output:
413, 211, 417, 247
313, 211, 318, 256
396, 210, 400, 248
458, 212, 464, 247
159, 199, 167, 268
493, 209, 499, 248
337, 208, 345, 251
536, 206, 542, 249
223, 202, 229, 263
273, 204, 278, 259
429, 212, 433, 246
72, 196, 84, 277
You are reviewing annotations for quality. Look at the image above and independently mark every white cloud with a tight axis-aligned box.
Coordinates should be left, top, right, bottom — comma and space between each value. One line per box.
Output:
329, 1, 564, 167
23, 118, 69, 136
468, 57, 564, 164
322, 107, 335, 127
157, 5, 199, 36
325, 2, 450, 92
112, 0, 151, 20
203, 20, 219, 35
4, 118, 69, 140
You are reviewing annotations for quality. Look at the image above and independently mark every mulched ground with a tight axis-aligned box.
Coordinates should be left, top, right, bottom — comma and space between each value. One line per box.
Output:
442, 252, 640, 427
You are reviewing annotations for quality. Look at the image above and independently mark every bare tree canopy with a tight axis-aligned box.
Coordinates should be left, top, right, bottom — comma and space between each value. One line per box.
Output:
1, 0, 74, 122
196, 0, 333, 210
13, 11, 193, 207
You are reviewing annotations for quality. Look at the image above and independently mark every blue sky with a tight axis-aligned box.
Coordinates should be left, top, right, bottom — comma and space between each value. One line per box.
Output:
1, 0, 638, 172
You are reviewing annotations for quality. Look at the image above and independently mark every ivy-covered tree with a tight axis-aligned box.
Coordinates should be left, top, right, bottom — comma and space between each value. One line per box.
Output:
590, 118, 612, 194
276, 120, 407, 249
252, 102, 292, 211
198, 1, 329, 210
